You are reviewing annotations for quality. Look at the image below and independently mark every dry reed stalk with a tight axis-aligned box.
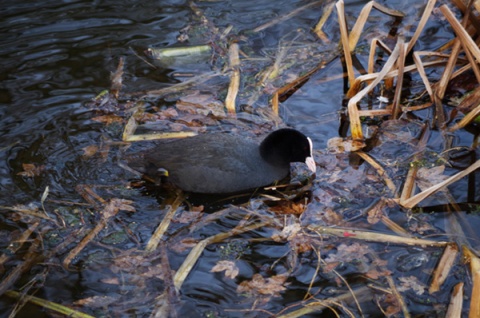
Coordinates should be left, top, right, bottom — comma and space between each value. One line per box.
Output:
429, 243, 459, 293
380, 215, 411, 237
63, 199, 134, 268
348, 1, 404, 51
399, 124, 429, 204
0, 222, 39, 266
448, 103, 480, 132
413, 52, 435, 101
336, 0, 355, 87
384, 274, 410, 318
357, 109, 392, 116
314, 1, 335, 42
347, 42, 401, 141
463, 246, 480, 318
400, 159, 480, 209
441, 5, 480, 61
308, 226, 448, 247
367, 38, 392, 87
453, 0, 480, 32
406, 0, 437, 53
126, 131, 198, 142
150, 242, 179, 318
145, 193, 185, 253
445, 283, 464, 318
354, 60, 448, 84
402, 102, 433, 112
392, 39, 406, 119
276, 285, 372, 318
253, 1, 323, 32
271, 60, 329, 114
123, 107, 198, 141
173, 221, 268, 291
437, 4, 478, 100
5, 290, 94, 318
225, 43, 240, 114
0, 205, 53, 222
355, 151, 397, 194
0, 239, 42, 294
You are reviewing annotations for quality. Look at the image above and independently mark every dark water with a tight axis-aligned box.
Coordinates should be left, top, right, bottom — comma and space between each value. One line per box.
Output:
1, 0, 479, 317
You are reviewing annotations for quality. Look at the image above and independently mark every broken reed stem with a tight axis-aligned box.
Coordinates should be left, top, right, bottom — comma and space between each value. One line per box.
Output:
314, 1, 335, 42
406, 0, 437, 53
429, 243, 459, 293
277, 285, 372, 318
355, 151, 397, 195
347, 41, 401, 141
385, 275, 410, 318
448, 103, 480, 132
173, 221, 268, 291
413, 51, 435, 101
399, 124, 429, 204
349, 1, 404, 51
0, 222, 40, 267
400, 159, 480, 209
308, 226, 448, 247
145, 193, 185, 253
445, 283, 464, 317
440, 5, 480, 62
225, 43, 240, 114
0, 239, 43, 296
63, 199, 134, 268
4, 290, 94, 318
392, 39, 406, 119
463, 246, 480, 318
336, 0, 355, 87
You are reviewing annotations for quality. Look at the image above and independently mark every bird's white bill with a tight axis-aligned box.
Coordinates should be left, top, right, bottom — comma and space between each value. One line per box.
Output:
306, 137, 316, 173
305, 156, 316, 173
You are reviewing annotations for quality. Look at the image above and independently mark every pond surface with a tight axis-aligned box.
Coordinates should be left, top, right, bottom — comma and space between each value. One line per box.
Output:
1, 0, 479, 317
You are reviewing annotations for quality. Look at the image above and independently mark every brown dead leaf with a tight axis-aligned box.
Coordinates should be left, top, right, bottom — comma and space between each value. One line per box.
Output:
397, 275, 426, 295
102, 199, 135, 219
289, 233, 314, 254
321, 208, 344, 225
271, 223, 302, 242
269, 200, 305, 215
237, 273, 289, 297
17, 163, 45, 177
92, 114, 124, 125
170, 237, 199, 253
324, 243, 371, 264
327, 137, 365, 153
82, 145, 99, 158
101, 277, 120, 285
367, 201, 386, 224
323, 261, 340, 273
365, 268, 392, 279
211, 260, 239, 279
74, 295, 119, 308
174, 209, 203, 224
384, 293, 401, 316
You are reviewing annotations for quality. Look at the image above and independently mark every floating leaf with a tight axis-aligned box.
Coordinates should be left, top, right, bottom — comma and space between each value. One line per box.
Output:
211, 260, 239, 279
17, 163, 45, 177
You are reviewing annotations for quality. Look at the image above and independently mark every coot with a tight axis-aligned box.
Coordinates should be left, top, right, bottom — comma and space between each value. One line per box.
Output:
129, 128, 316, 193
